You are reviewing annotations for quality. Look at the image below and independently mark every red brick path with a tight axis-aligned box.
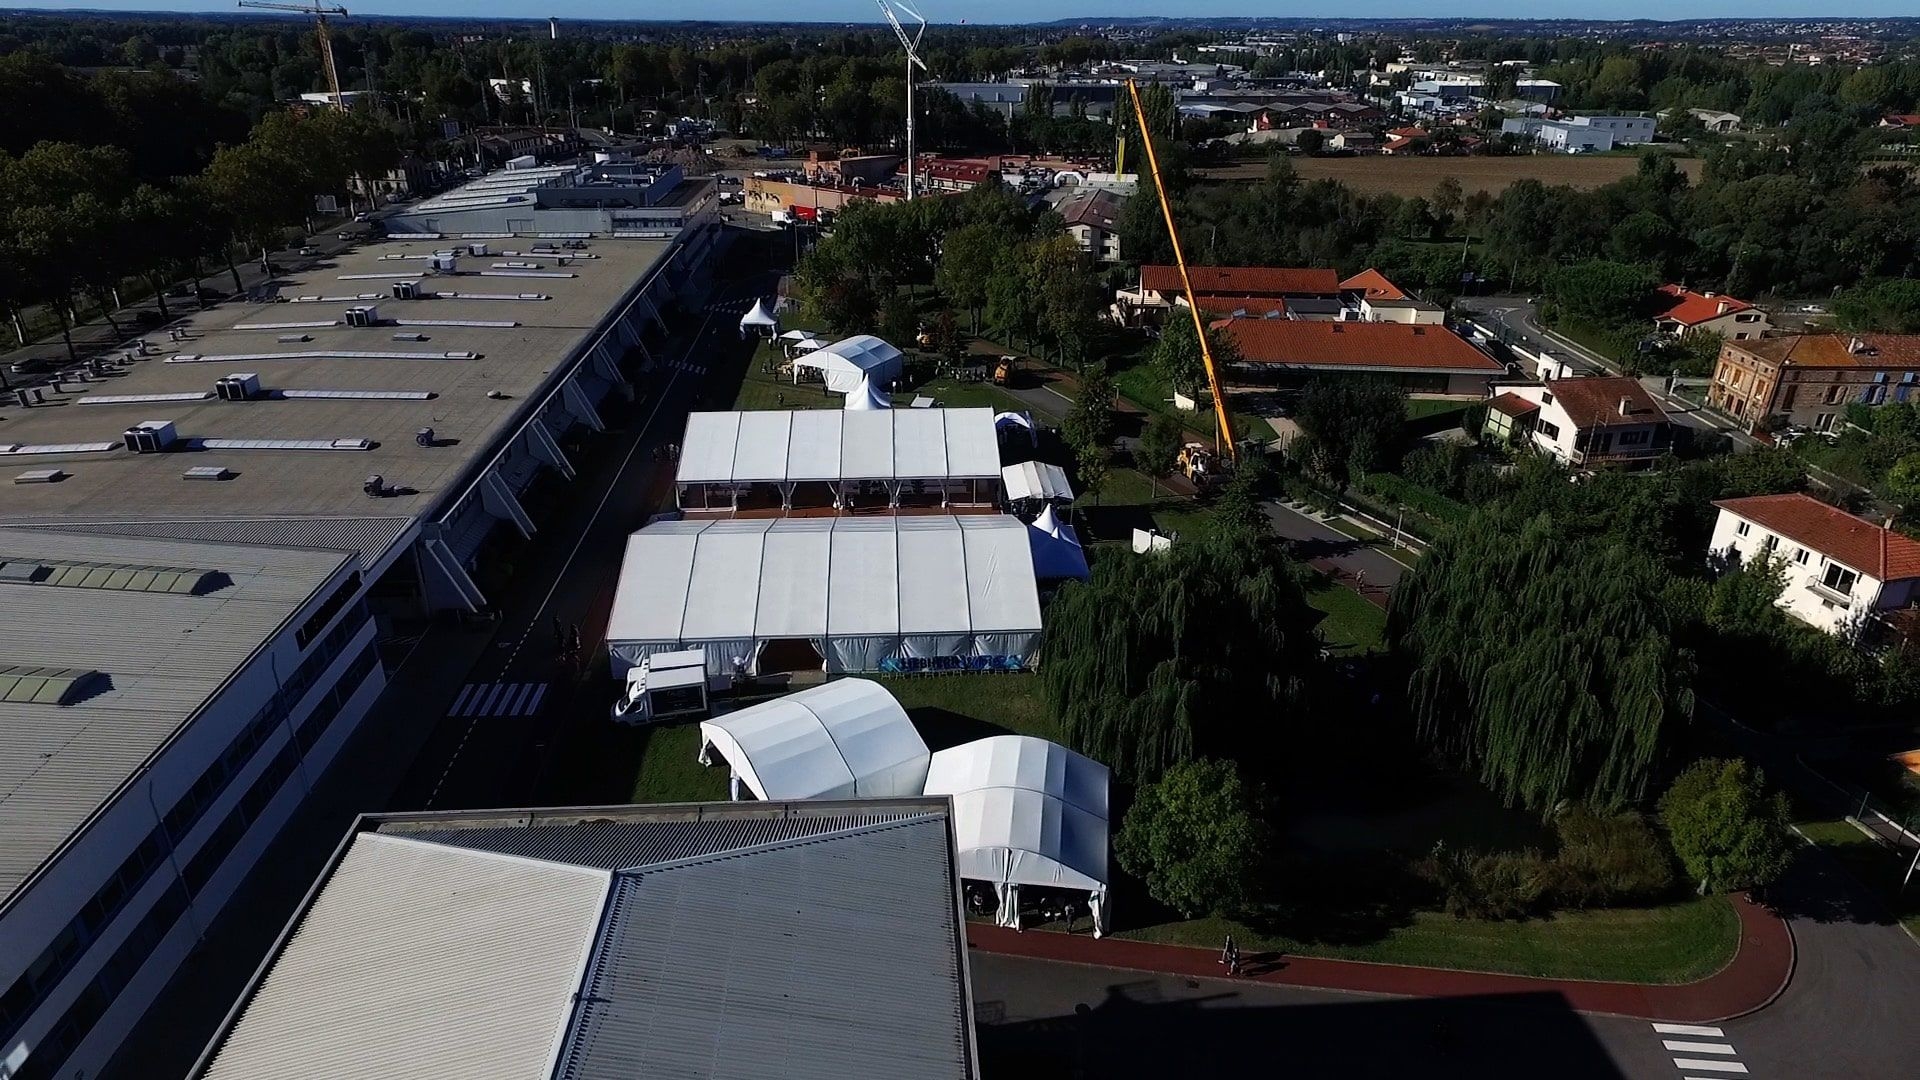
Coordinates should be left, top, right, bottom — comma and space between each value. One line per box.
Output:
968, 893, 1792, 1023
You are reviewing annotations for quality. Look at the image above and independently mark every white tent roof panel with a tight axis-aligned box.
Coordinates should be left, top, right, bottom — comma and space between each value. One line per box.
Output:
755, 519, 833, 637
891, 410, 949, 478
793, 335, 905, 394
679, 521, 771, 640
826, 520, 901, 637
839, 411, 896, 481
897, 517, 971, 635
731, 411, 793, 483
960, 516, 1048, 633
944, 408, 1003, 477
786, 409, 845, 480
1001, 461, 1074, 503
677, 411, 741, 485
607, 525, 704, 642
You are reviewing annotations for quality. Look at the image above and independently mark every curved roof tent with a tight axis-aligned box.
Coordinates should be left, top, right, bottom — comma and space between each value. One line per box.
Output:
698, 678, 931, 801
1001, 461, 1073, 503
845, 374, 893, 411
922, 734, 1112, 934
993, 410, 1037, 447
793, 334, 905, 394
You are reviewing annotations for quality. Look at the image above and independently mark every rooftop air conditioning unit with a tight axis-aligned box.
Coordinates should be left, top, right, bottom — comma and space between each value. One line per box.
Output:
429, 253, 457, 272
467, 242, 490, 257
215, 373, 262, 401
344, 305, 380, 328
392, 280, 420, 300
123, 419, 178, 454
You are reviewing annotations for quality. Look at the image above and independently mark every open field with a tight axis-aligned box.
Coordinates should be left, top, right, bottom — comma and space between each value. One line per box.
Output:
1197, 154, 1705, 197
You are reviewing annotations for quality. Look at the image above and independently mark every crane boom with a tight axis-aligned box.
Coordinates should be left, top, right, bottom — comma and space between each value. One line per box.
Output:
238, 1, 349, 109
1125, 79, 1236, 461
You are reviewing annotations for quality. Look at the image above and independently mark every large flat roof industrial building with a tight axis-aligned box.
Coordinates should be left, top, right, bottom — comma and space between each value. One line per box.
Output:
190, 800, 979, 1080
0, 166, 720, 1080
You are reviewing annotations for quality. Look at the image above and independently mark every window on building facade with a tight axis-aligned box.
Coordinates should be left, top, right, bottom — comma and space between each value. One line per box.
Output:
1536, 420, 1561, 440
1736, 521, 1750, 536
1795, 548, 1810, 564
1618, 430, 1649, 446
1821, 563, 1858, 595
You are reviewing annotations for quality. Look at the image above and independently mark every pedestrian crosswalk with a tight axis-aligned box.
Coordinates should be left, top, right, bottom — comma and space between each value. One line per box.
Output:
448, 682, 549, 718
1651, 1023, 1750, 1077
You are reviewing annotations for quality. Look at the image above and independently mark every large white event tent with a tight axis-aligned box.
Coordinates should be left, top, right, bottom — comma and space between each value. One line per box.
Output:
675, 408, 1002, 513
793, 334, 905, 393
695, 678, 931, 801
606, 515, 1044, 676
922, 735, 1113, 936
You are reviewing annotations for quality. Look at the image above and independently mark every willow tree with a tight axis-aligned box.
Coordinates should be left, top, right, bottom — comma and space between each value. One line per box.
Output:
1387, 510, 1694, 810
1042, 529, 1324, 782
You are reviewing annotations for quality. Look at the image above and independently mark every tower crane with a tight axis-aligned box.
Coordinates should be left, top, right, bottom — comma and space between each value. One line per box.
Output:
238, 1, 350, 110
875, 0, 929, 200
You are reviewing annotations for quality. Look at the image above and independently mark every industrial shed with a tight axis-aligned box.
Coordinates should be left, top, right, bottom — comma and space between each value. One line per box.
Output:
606, 516, 1044, 676
675, 408, 1002, 513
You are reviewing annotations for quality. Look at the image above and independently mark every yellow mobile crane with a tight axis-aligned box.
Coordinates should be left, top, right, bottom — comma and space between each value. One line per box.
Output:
1125, 79, 1236, 462
238, 1, 349, 110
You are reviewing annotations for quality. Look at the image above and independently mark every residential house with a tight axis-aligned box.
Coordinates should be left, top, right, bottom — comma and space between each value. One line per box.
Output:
1707, 333, 1920, 432
1329, 131, 1377, 151
1211, 319, 1503, 395
1484, 376, 1673, 467
1338, 269, 1442, 323
1880, 114, 1920, 129
1501, 117, 1614, 153
1055, 187, 1123, 263
1653, 284, 1771, 341
1113, 265, 1342, 325
1687, 108, 1742, 132
1710, 493, 1920, 636
906, 157, 996, 193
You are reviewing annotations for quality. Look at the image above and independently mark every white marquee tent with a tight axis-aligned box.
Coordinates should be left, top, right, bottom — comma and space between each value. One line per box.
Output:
674, 408, 1002, 512
606, 515, 1044, 675
739, 298, 780, 338
793, 334, 905, 393
696, 678, 931, 801
1001, 461, 1073, 504
922, 735, 1112, 935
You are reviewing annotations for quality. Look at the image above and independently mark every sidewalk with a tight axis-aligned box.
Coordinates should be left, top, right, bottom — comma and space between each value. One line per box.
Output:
968, 891, 1792, 1024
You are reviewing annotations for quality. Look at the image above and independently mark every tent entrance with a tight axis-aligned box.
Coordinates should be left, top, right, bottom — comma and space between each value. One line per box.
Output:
757, 638, 824, 674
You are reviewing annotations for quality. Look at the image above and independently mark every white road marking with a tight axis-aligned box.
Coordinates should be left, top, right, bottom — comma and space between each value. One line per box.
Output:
523, 683, 549, 714
1652, 1024, 1725, 1037
1671, 1060, 1747, 1074
1663, 1041, 1736, 1055
468, 683, 504, 717
448, 684, 477, 716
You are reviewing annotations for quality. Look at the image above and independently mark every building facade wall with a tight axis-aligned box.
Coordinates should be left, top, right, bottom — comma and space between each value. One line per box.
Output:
0, 569, 386, 1080
1710, 342, 1920, 431
1709, 510, 1892, 635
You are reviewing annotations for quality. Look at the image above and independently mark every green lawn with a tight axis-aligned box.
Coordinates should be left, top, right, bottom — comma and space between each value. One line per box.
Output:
732, 334, 1028, 414
1306, 581, 1387, 654
1405, 398, 1469, 422
880, 672, 1059, 749
1796, 817, 1920, 939
1119, 895, 1741, 984
627, 723, 730, 803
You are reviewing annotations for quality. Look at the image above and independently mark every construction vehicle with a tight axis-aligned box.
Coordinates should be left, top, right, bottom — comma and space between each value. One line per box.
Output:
993, 356, 1016, 386
1176, 443, 1220, 485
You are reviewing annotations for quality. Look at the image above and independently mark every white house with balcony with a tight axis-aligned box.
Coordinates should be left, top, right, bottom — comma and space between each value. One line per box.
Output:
1710, 493, 1920, 636
1483, 376, 1673, 468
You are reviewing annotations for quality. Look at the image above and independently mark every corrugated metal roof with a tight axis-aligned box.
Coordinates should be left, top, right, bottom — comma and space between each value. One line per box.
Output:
0, 529, 349, 903
9, 516, 414, 570
393, 811, 918, 869
199, 834, 609, 1080
555, 816, 974, 1080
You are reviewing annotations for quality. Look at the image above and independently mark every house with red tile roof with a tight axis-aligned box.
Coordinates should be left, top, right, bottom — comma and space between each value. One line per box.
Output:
1210, 319, 1503, 395
1711, 493, 1920, 636
1483, 376, 1673, 468
1653, 284, 1771, 341
1881, 114, 1920, 129
1114, 265, 1343, 325
1708, 333, 1920, 433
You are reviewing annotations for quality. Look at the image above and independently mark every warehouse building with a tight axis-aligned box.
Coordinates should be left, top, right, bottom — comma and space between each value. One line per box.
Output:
190, 800, 979, 1080
0, 531, 384, 1080
387, 160, 718, 239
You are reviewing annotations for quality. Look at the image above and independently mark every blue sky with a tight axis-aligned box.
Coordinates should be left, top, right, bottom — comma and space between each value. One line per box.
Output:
19, 1, 1916, 23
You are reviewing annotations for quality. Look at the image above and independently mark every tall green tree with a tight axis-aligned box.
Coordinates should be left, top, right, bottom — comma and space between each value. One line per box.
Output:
1388, 510, 1696, 810
1044, 528, 1325, 781
1659, 758, 1795, 892
1292, 376, 1406, 483
1116, 758, 1269, 917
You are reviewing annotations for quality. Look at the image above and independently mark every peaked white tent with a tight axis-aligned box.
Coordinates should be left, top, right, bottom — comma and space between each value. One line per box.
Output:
1001, 461, 1073, 504
845, 374, 893, 411
1027, 505, 1090, 581
793, 334, 905, 393
922, 735, 1112, 936
739, 298, 780, 339
697, 679, 931, 801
